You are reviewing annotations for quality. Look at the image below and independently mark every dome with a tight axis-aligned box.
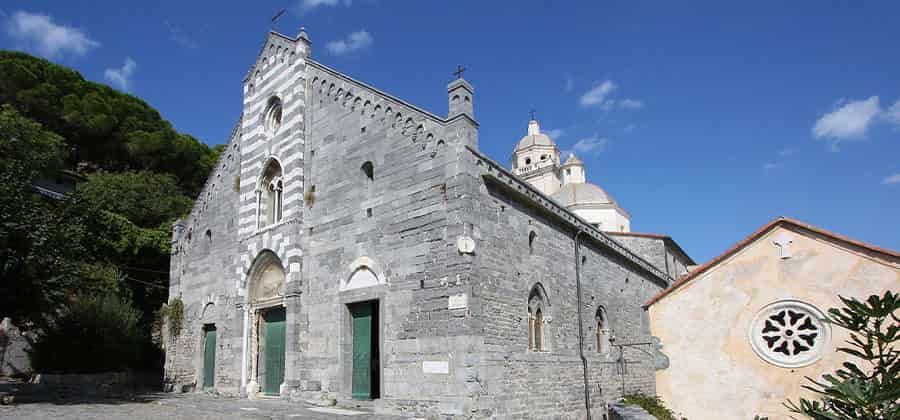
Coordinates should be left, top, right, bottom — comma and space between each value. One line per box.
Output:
551, 182, 617, 207
562, 153, 584, 166
514, 120, 557, 152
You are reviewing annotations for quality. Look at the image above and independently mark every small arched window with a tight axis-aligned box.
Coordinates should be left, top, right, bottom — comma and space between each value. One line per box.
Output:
257, 159, 284, 228
263, 97, 283, 135
528, 231, 537, 254
528, 284, 548, 351
525, 157, 532, 165
596, 306, 610, 355
361, 161, 374, 182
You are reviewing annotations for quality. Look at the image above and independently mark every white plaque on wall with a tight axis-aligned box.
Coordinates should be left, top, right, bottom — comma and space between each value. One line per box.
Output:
422, 361, 449, 374
448, 293, 468, 310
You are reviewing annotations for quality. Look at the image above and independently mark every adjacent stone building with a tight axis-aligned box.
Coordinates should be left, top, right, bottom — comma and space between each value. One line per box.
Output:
647, 217, 900, 419
165, 28, 691, 418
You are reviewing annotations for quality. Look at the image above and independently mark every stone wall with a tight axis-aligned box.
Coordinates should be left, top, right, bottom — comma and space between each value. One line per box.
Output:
166, 28, 672, 419
461, 151, 668, 418
608, 235, 692, 280
650, 222, 900, 419
608, 401, 657, 420
298, 62, 480, 416
0, 318, 31, 377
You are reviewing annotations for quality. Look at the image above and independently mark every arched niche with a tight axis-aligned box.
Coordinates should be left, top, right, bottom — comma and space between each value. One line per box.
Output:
340, 256, 385, 292
247, 251, 286, 306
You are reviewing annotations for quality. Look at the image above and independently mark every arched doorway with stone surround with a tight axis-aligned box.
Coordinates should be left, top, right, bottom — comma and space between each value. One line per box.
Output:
338, 257, 387, 400
243, 250, 287, 397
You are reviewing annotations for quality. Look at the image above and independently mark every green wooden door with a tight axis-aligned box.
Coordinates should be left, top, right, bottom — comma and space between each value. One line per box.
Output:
350, 302, 375, 399
263, 307, 286, 396
202, 326, 216, 388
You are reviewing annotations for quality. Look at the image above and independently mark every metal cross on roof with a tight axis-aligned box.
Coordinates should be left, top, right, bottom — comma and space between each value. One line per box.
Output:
530, 109, 536, 120
271, 9, 286, 31
453, 65, 466, 79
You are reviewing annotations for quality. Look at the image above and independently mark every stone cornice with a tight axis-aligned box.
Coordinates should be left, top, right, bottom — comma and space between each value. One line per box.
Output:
308, 60, 458, 126
466, 146, 672, 285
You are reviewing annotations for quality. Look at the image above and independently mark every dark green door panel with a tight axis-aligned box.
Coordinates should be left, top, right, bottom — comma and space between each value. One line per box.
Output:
350, 301, 378, 399
202, 326, 216, 388
263, 307, 286, 396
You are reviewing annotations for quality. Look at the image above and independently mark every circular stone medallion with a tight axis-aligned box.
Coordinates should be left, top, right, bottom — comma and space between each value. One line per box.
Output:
749, 300, 830, 368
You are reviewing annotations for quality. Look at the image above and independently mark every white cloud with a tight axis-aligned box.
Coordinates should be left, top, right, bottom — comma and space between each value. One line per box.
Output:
104, 57, 137, 91
326, 30, 373, 55
299, 0, 351, 12
762, 162, 782, 172
165, 20, 198, 49
545, 128, 564, 140
580, 80, 644, 111
562, 135, 608, 157
619, 98, 643, 109
885, 99, 900, 125
812, 96, 881, 150
882, 173, 900, 185
580, 80, 616, 107
4, 11, 99, 58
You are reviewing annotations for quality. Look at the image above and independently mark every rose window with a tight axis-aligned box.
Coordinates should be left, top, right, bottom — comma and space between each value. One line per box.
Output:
749, 300, 830, 368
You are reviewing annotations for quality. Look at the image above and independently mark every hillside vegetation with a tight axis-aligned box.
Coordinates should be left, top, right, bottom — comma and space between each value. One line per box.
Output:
0, 51, 219, 371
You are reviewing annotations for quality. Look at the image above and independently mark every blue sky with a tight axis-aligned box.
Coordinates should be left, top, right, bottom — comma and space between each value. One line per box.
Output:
3, 1, 899, 262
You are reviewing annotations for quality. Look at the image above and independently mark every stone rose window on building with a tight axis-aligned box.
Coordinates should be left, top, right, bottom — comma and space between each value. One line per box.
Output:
749, 300, 830, 368
263, 97, 283, 135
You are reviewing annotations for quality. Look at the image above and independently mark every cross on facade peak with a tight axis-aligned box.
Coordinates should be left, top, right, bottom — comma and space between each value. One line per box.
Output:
453, 65, 466, 79
773, 232, 793, 259
530, 109, 536, 121
271, 9, 286, 31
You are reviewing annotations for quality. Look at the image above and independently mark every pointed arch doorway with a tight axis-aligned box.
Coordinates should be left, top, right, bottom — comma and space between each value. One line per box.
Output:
245, 251, 287, 397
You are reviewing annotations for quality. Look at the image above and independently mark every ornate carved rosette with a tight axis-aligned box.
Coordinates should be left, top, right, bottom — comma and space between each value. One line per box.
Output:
749, 300, 830, 368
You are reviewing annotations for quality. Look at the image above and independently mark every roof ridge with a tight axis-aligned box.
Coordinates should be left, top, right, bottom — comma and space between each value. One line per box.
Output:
644, 217, 900, 308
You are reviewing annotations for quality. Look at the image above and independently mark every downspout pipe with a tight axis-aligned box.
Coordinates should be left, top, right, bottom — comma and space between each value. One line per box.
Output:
574, 229, 592, 420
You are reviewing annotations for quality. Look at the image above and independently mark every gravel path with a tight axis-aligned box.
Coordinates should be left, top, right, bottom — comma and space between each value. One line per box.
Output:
0, 392, 409, 420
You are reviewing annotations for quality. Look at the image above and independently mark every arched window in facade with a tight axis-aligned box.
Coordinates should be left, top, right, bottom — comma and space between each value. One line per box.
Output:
361, 161, 374, 182
257, 159, 284, 228
263, 97, 283, 135
596, 306, 610, 355
528, 284, 548, 351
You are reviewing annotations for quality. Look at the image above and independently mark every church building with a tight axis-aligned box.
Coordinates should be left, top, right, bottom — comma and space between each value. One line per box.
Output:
164, 27, 692, 418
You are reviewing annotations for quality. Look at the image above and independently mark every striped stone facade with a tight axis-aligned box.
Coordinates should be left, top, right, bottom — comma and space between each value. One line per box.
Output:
165, 29, 674, 418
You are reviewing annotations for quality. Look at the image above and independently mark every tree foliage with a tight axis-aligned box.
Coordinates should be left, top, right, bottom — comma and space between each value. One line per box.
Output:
78, 170, 193, 228
786, 291, 899, 420
0, 50, 219, 197
0, 50, 219, 366
28, 294, 151, 373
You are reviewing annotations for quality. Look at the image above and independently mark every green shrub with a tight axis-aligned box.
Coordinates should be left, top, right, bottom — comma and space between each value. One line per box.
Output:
622, 393, 682, 420
29, 294, 144, 373
786, 291, 899, 419
157, 296, 184, 337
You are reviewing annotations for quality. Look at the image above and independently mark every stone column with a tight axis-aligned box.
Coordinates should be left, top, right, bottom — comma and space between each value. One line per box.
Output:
246, 307, 260, 399
238, 303, 249, 394
281, 289, 302, 398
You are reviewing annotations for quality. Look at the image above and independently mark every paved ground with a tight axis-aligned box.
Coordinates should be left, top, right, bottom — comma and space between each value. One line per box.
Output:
0, 390, 409, 420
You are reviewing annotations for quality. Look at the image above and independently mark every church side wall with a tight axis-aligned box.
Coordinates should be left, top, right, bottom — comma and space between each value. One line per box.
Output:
462, 159, 666, 418
299, 66, 481, 416
165, 130, 244, 394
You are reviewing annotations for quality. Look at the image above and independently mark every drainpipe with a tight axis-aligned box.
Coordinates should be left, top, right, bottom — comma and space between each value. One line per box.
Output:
574, 229, 592, 420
